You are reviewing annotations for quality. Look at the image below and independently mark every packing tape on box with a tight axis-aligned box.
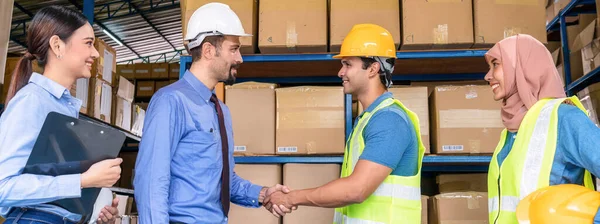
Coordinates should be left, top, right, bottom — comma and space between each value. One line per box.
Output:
438, 192, 485, 209
226, 82, 277, 90
504, 27, 523, 39
426, 0, 463, 3
286, 21, 298, 48
495, 0, 538, 5
439, 109, 503, 129
434, 24, 449, 44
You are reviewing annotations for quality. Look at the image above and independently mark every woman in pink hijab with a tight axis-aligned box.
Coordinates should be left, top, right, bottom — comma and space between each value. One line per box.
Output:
484, 34, 600, 224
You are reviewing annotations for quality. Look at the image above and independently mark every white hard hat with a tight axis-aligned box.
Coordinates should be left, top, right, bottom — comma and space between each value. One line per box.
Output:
184, 2, 251, 50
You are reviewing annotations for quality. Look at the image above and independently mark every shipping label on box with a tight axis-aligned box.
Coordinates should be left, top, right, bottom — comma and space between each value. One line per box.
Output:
402, 0, 473, 50
226, 82, 277, 156
134, 64, 153, 79
431, 85, 503, 154
276, 86, 345, 155
283, 164, 340, 224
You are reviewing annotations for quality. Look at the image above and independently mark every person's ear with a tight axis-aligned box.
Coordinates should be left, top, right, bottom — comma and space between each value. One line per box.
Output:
48, 35, 65, 59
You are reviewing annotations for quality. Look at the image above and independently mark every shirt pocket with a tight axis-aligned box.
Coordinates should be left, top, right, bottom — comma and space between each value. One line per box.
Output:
177, 130, 220, 168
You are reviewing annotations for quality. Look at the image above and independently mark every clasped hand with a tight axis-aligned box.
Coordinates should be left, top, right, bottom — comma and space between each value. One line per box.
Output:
262, 184, 297, 218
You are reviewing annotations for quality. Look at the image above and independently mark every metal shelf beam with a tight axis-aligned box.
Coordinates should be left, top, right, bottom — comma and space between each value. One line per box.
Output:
233, 155, 492, 165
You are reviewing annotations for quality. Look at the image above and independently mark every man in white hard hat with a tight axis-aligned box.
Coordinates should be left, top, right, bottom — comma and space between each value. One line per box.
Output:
133, 3, 294, 223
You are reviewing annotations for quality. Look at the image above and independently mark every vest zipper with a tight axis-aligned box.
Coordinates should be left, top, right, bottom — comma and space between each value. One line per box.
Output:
493, 174, 501, 224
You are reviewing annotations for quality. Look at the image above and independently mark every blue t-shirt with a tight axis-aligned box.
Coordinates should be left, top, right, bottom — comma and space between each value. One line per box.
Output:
496, 104, 600, 223
354, 92, 419, 176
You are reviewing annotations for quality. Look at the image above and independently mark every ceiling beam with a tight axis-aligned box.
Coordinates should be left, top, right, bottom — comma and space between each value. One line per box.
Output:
129, 1, 177, 51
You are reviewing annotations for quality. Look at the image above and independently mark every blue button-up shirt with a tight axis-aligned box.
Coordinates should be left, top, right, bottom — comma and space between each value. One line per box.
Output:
134, 71, 263, 224
0, 73, 83, 221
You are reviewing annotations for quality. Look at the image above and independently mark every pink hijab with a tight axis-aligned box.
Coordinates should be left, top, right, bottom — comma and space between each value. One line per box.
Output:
485, 34, 566, 132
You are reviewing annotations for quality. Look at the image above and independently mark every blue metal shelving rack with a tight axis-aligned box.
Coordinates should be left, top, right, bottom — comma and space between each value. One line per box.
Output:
180, 50, 492, 172
547, 0, 600, 96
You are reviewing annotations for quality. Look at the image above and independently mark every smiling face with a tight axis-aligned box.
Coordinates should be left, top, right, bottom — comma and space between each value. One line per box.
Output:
485, 56, 507, 101
59, 23, 99, 79
210, 35, 243, 85
337, 56, 370, 95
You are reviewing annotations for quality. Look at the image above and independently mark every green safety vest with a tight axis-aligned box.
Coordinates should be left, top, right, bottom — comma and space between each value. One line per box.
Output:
333, 98, 425, 224
488, 96, 595, 224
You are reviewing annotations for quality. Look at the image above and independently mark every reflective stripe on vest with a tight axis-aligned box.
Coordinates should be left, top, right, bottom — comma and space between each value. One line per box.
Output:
487, 96, 596, 224
335, 97, 424, 224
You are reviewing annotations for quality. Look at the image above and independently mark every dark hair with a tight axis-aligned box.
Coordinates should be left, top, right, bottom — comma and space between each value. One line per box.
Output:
190, 35, 225, 62
4, 5, 88, 106
360, 57, 396, 88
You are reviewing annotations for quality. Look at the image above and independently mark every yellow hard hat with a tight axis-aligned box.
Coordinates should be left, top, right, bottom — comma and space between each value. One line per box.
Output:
517, 184, 600, 224
333, 24, 397, 59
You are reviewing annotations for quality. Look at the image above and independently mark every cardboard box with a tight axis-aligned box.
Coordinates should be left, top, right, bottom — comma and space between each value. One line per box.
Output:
553, 0, 570, 17
92, 38, 117, 85
136, 81, 155, 97
283, 164, 340, 224
226, 82, 277, 156
402, 0, 473, 50
437, 174, 488, 193
229, 164, 282, 224
134, 63, 152, 79
88, 78, 113, 123
431, 85, 503, 154
2, 58, 43, 103
259, 0, 327, 53
546, 4, 555, 25
422, 195, 428, 224
73, 78, 89, 114
276, 87, 345, 155
119, 151, 137, 189
115, 76, 134, 131
216, 82, 225, 102
473, 0, 547, 48
358, 87, 430, 153
329, 0, 400, 52
155, 80, 170, 92
577, 83, 600, 126
181, 0, 257, 54
551, 23, 586, 84
117, 64, 135, 80
169, 63, 180, 79
572, 19, 600, 76
151, 63, 170, 79
429, 192, 488, 224
170, 79, 177, 84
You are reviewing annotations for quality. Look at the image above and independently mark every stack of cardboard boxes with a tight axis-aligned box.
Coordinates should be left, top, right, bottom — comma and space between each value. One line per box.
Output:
88, 38, 117, 123
181, 0, 547, 53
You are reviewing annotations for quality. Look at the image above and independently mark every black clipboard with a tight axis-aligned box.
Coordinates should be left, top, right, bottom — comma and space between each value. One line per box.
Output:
24, 112, 125, 221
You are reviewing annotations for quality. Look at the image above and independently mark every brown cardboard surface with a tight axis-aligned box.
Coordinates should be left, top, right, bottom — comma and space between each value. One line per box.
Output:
136, 81, 155, 97
577, 83, 600, 126
181, 0, 257, 54
225, 82, 277, 155
134, 63, 152, 79
402, 0, 473, 50
92, 38, 117, 85
117, 76, 135, 102
155, 80, 170, 92
151, 63, 170, 78
259, 0, 327, 53
422, 195, 429, 224
410, 80, 489, 97
114, 97, 133, 131
431, 85, 503, 154
88, 78, 112, 123
229, 164, 282, 224
437, 174, 488, 193
546, 5, 555, 25
276, 86, 345, 155
216, 82, 225, 102
429, 192, 489, 224
283, 164, 340, 224
119, 151, 137, 189
169, 63, 180, 79
117, 64, 135, 80
329, 0, 400, 52
473, 0, 547, 48
358, 87, 430, 153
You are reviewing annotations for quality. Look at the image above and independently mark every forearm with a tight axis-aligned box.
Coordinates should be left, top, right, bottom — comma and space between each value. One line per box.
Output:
290, 177, 361, 208
0, 173, 81, 207
230, 171, 263, 207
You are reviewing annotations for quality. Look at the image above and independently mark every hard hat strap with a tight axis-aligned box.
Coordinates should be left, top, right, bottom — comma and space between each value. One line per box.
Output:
187, 31, 223, 50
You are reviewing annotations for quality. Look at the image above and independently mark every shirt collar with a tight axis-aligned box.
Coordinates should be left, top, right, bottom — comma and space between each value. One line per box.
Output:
183, 70, 213, 102
29, 72, 69, 99
360, 92, 393, 117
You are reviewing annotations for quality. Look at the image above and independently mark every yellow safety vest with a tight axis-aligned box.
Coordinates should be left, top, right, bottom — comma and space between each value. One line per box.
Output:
488, 96, 595, 224
333, 98, 425, 224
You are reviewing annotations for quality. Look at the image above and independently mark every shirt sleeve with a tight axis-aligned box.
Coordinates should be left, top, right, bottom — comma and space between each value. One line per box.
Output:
133, 93, 184, 224
230, 170, 263, 207
556, 105, 600, 222
0, 93, 81, 207
358, 108, 415, 174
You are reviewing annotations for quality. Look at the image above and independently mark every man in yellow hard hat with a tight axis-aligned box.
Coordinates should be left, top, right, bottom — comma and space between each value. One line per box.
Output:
262, 24, 426, 224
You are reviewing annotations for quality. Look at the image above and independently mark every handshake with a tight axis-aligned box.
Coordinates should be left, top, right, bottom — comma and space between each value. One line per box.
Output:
260, 184, 298, 218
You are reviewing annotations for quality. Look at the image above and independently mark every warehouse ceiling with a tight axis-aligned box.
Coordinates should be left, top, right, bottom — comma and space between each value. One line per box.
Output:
9, 0, 185, 64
